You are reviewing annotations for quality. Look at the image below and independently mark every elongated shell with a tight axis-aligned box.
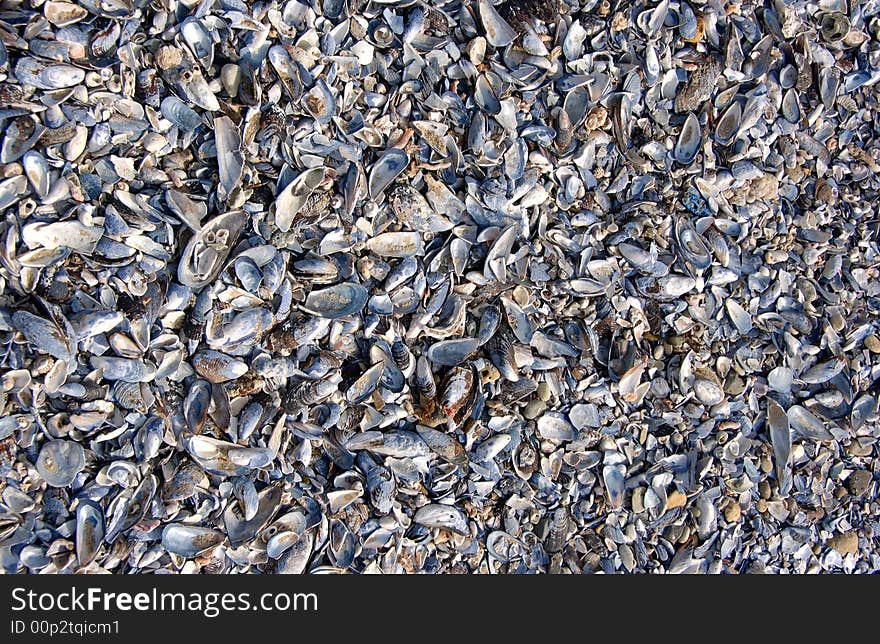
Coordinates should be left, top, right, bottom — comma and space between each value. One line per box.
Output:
365, 232, 425, 258
161, 524, 224, 558
715, 101, 741, 146
414, 503, 469, 535
215, 116, 243, 202
304, 282, 368, 319
178, 211, 248, 289
275, 167, 326, 233
368, 148, 409, 199
161, 96, 202, 132
674, 112, 701, 165
75, 501, 104, 567
767, 398, 791, 494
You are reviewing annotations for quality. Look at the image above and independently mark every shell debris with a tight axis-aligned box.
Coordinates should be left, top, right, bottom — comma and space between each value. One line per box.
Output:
0, 0, 878, 575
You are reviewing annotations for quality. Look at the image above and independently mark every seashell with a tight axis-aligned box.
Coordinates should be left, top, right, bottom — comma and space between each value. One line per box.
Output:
475, 73, 502, 114
389, 184, 452, 233
178, 211, 248, 289
186, 435, 274, 476
478, 305, 501, 345
365, 232, 425, 258
767, 398, 791, 494
725, 299, 753, 335
36, 440, 85, 487
44, 2, 88, 26
501, 297, 533, 344
274, 167, 328, 233
15, 57, 85, 89
304, 282, 368, 319
90, 357, 155, 382
781, 89, 800, 123
439, 365, 478, 424
674, 58, 720, 113
368, 148, 409, 200
787, 405, 834, 441
819, 12, 850, 43
22, 220, 103, 254
426, 338, 480, 367
779, 65, 798, 89
22, 151, 50, 199
486, 329, 518, 381
163, 462, 205, 502
602, 465, 626, 509
674, 218, 712, 270
715, 101, 741, 146
75, 501, 104, 567
225, 486, 282, 547
181, 18, 213, 68
2, 117, 43, 163
12, 310, 75, 361
478, 0, 516, 47
192, 350, 249, 383
0, 175, 27, 211
90, 20, 120, 58
161, 524, 224, 558
537, 413, 577, 441
166, 58, 219, 111
415, 425, 468, 466
674, 112, 701, 165
800, 358, 845, 384
303, 79, 335, 123
161, 96, 202, 132
346, 362, 385, 404
414, 503, 469, 535
215, 116, 243, 202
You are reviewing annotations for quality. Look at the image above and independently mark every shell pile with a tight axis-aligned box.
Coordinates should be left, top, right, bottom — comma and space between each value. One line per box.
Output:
1, 0, 879, 574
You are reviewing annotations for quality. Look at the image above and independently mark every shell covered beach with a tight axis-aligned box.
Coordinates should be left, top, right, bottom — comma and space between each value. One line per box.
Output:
0, 0, 879, 573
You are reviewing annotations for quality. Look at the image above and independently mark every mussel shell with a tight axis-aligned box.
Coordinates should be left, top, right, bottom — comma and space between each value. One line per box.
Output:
365, 232, 425, 258
346, 362, 385, 404
161, 96, 202, 132
75, 500, 104, 566
178, 211, 248, 289
674, 112, 701, 165
715, 101, 741, 146
426, 338, 480, 367
368, 148, 409, 199
303, 79, 335, 123
15, 57, 85, 90
674, 218, 712, 270
413, 503, 469, 535
274, 167, 327, 233
36, 440, 85, 487
161, 524, 224, 558
304, 282, 368, 319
